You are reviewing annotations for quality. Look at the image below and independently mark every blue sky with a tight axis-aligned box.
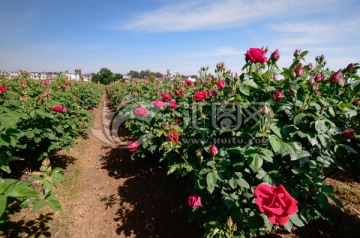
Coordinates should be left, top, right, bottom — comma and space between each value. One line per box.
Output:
0, 0, 359, 75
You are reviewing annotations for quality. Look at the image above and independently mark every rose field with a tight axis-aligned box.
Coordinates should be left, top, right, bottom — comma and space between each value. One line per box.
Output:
1, 48, 360, 237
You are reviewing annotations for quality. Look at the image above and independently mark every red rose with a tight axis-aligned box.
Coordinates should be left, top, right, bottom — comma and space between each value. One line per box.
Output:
167, 133, 179, 142
254, 184, 298, 225
161, 93, 172, 101
152, 99, 166, 108
188, 194, 202, 208
273, 90, 284, 101
193, 90, 208, 101
134, 107, 148, 116
128, 141, 139, 152
353, 100, 360, 106
185, 79, 194, 86
216, 80, 225, 89
342, 129, 356, 139
245, 48, 268, 64
0, 85, 8, 94
50, 105, 67, 113
169, 101, 178, 109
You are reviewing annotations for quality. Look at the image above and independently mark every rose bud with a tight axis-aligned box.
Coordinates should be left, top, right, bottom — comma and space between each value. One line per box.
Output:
307, 63, 313, 70
289, 87, 297, 95
227, 216, 233, 227
209, 145, 218, 155
353, 100, 360, 106
294, 49, 300, 57
270, 49, 280, 62
291, 71, 296, 78
295, 64, 303, 76
188, 194, 202, 208
314, 74, 324, 82
196, 150, 202, 157
342, 129, 356, 139
312, 83, 319, 91
321, 54, 325, 61
346, 63, 355, 71
273, 75, 279, 80
331, 70, 343, 83
273, 90, 284, 101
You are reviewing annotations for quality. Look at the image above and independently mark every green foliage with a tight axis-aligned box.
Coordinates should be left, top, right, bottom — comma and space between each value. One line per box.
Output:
107, 50, 359, 237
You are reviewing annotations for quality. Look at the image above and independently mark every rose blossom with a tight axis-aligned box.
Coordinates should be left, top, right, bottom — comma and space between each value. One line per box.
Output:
185, 79, 194, 86
169, 101, 178, 109
342, 129, 356, 139
134, 107, 148, 117
0, 85, 8, 94
216, 80, 225, 89
245, 48, 268, 64
161, 93, 172, 101
128, 141, 139, 152
193, 90, 208, 101
273, 90, 284, 101
209, 145, 218, 155
254, 184, 298, 225
188, 194, 202, 208
50, 105, 67, 113
167, 133, 179, 142
353, 100, 360, 106
152, 99, 166, 108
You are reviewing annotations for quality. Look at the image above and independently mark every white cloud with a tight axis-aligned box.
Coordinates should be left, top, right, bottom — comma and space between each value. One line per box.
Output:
116, 0, 338, 32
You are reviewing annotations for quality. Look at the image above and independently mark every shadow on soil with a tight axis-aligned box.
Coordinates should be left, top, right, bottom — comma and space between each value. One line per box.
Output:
100, 146, 203, 238
0, 213, 53, 238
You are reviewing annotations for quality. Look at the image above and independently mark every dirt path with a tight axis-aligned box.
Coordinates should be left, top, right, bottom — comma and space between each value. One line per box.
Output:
50, 95, 200, 238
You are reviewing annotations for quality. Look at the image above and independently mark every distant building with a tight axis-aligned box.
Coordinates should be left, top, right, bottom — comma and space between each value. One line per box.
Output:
30, 72, 47, 80
75, 68, 82, 78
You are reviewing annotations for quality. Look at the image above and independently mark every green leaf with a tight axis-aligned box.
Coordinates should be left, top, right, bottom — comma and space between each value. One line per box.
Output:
247, 154, 263, 172
350, 80, 360, 93
317, 193, 329, 209
206, 171, 217, 194
315, 120, 328, 133
270, 125, 282, 138
43, 178, 53, 191
239, 86, 250, 96
236, 178, 250, 189
328, 194, 343, 208
242, 80, 258, 88
338, 144, 358, 154
290, 213, 305, 227
294, 113, 307, 125
283, 219, 293, 232
0, 179, 18, 194
0, 195, 7, 217
6, 186, 38, 198
260, 214, 273, 231
268, 135, 281, 153
46, 199, 61, 211
33, 199, 45, 212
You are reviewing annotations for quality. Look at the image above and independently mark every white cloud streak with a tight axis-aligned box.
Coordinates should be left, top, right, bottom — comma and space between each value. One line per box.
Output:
117, 0, 337, 32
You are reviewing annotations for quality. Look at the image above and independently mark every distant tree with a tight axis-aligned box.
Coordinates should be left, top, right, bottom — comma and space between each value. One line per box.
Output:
113, 73, 123, 82
92, 68, 114, 84
128, 70, 140, 79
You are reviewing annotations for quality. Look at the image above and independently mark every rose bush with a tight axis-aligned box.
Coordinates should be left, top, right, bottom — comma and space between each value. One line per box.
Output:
106, 48, 359, 237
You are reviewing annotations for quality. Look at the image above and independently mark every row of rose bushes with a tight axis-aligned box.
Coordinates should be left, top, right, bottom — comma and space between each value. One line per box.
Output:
0, 73, 103, 224
107, 49, 359, 237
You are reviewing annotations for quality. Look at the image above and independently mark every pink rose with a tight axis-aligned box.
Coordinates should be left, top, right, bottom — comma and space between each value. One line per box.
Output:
209, 145, 218, 155
161, 93, 172, 101
167, 133, 179, 142
216, 80, 225, 89
193, 90, 208, 101
128, 141, 139, 152
342, 129, 356, 139
169, 101, 178, 109
152, 99, 166, 108
273, 90, 284, 101
188, 194, 202, 208
245, 48, 268, 64
134, 107, 148, 117
353, 100, 360, 106
185, 79, 194, 86
120, 102, 126, 107
63, 81, 69, 87
44, 89, 50, 95
254, 184, 298, 225
270, 49, 280, 62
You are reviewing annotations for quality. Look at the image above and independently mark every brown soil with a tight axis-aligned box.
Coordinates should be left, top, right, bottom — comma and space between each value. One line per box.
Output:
2, 95, 359, 238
